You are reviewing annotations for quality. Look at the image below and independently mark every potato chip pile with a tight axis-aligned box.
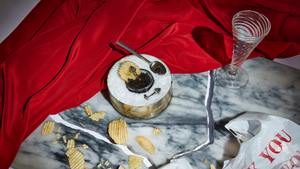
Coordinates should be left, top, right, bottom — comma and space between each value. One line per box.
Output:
42, 121, 86, 169
41, 108, 164, 169
41, 120, 126, 169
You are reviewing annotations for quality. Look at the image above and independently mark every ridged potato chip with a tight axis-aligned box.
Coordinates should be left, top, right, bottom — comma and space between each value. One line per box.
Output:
67, 139, 75, 149
118, 61, 141, 83
68, 148, 85, 169
51, 141, 58, 144
84, 105, 92, 116
136, 136, 155, 155
152, 128, 162, 135
128, 155, 143, 169
89, 111, 105, 121
118, 166, 125, 169
42, 121, 55, 136
108, 119, 128, 144
66, 147, 78, 157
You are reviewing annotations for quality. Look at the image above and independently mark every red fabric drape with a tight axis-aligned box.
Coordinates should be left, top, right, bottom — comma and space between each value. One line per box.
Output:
0, 0, 299, 167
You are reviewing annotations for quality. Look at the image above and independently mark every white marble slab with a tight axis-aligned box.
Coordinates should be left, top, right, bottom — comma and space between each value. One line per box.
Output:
11, 57, 300, 169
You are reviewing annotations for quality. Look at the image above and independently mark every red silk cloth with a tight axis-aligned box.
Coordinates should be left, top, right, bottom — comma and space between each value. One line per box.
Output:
0, 0, 299, 167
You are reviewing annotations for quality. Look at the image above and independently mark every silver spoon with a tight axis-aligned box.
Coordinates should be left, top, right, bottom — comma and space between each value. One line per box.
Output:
116, 40, 167, 75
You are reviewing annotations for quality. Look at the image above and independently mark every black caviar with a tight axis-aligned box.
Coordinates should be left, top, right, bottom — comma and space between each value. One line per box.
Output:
125, 69, 154, 93
127, 72, 150, 88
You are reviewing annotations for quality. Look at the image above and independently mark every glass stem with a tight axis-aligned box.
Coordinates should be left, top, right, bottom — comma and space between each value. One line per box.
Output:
229, 64, 238, 75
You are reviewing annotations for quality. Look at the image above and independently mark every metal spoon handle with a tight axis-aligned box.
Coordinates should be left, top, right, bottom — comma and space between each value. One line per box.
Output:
116, 40, 151, 64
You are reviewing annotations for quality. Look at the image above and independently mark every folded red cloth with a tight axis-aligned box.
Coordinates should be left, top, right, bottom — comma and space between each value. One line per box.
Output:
0, 0, 299, 168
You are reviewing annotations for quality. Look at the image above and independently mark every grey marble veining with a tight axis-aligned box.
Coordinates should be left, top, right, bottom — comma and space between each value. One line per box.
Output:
12, 57, 300, 169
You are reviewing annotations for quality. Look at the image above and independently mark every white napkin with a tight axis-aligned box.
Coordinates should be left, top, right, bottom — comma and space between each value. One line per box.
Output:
159, 158, 193, 169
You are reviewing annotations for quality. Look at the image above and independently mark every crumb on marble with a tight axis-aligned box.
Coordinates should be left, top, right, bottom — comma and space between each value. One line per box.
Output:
210, 164, 216, 169
82, 144, 89, 149
118, 166, 125, 169
56, 127, 61, 131
152, 128, 162, 135
204, 159, 207, 163
84, 105, 93, 116
104, 160, 110, 166
74, 132, 80, 139
62, 135, 67, 143
51, 141, 58, 144
56, 133, 60, 139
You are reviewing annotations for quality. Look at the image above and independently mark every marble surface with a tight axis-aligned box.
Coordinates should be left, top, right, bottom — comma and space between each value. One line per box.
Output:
11, 57, 300, 169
